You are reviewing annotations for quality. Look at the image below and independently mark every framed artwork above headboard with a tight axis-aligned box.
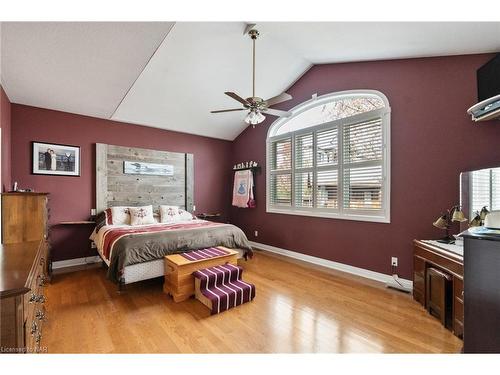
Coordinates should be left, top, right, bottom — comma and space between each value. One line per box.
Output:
95, 143, 194, 213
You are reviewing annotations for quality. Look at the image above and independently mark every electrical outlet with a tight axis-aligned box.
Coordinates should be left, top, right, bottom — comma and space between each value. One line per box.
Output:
254, 230, 259, 237
391, 257, 398, 267
90, 208, 96, 216
91, 242, 97, 249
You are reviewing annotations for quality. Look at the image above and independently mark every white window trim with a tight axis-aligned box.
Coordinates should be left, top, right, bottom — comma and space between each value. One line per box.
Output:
266, 90, 391, 223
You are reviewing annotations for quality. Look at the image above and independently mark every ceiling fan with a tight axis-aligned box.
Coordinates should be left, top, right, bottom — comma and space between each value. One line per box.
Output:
210, 27, 293, 127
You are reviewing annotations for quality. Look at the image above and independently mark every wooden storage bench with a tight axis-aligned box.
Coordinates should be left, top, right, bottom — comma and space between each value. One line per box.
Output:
163, 247, 238, 302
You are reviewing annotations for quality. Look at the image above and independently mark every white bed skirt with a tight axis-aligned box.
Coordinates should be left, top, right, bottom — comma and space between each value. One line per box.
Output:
97, 246, 245, 285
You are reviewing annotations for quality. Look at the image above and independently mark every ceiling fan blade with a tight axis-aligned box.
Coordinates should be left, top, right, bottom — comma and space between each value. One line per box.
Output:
211, 108, 246, 113
225, 92, 250, 106
262, 108, 292, 117
265, 92, 292, 107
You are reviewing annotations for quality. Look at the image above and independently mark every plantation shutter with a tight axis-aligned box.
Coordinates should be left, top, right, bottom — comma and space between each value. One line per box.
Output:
267, 92, 390, 222
269, 138, 292, 207
294, 133, 313, 208
316, 127, 339, 209
342, 118, 384, 212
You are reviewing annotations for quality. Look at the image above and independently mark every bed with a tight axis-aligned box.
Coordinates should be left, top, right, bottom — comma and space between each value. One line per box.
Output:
93, 143, 253, 289
91, 219, 253, 288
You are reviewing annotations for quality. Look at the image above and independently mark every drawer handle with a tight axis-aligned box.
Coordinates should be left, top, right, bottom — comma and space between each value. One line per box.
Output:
38, 274, 46, 287
30, 294, 46, 303
35, 310, 46, 321
31, 321, 38, 335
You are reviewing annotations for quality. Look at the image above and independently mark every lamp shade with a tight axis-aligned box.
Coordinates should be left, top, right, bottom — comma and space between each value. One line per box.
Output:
244, 110, 266, 125
480, 206, 490, 220
433, 215, 449, 229
469, 213, 482, 227
451, 208, 467, 222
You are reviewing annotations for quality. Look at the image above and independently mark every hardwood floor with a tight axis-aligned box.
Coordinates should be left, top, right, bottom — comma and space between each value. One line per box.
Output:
43, 250, 463, 353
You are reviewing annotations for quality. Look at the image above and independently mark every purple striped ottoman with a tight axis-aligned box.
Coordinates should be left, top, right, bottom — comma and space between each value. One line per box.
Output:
193, 264, 256, 315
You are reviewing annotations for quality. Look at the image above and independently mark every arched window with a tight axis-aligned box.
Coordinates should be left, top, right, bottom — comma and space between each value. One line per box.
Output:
266, 90, 391, 222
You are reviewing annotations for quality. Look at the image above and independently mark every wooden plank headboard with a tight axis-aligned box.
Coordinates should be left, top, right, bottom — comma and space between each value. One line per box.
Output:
96, 143, 194, 213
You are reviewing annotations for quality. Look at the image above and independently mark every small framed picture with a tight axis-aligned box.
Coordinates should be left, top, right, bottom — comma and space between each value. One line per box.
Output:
32, 141, 81, 177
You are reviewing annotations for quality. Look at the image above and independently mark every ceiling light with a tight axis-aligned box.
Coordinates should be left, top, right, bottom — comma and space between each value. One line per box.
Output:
244, 110, 266, 126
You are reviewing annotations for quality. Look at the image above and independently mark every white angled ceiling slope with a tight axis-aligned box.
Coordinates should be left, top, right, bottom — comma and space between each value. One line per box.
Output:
112, 22, 309, 140
1, 22, 500, 140
0, 22, 174, 118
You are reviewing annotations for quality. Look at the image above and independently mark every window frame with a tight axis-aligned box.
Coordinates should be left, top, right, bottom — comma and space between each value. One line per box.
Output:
266, 90, 391, 223
469, 167, 500, 213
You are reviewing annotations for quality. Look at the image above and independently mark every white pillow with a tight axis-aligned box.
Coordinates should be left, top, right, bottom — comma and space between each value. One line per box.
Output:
110, 206, 130, 225
160, 205, 181, 223
129, 205, 155, 226
178, 208, 195, 221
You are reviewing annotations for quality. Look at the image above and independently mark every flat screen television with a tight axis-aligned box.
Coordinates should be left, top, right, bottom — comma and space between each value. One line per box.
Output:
477, 54, 500, 102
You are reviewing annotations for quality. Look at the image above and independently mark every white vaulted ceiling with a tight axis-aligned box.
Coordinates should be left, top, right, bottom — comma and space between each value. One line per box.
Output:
112, 22, 309, 140
0, 22, 174, 119
1, 22, 500, 140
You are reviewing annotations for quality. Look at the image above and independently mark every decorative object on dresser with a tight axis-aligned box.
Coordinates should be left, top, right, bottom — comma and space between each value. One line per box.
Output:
32, 141, 80, 176
0, 240, 49, 353
413, 240, 464, 338
461, 230, 500, 353
163, 247, 239, 302
432, 205, 467, 243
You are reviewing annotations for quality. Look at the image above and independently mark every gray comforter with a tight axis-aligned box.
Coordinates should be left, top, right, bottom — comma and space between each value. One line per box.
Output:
107, 223, 253, 283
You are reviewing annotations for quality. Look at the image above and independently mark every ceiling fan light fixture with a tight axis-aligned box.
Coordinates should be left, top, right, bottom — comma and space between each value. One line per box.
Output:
244, 110, 266, 126
211, 27, 293, 127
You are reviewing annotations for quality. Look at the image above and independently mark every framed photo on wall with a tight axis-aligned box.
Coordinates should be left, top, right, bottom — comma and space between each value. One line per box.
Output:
32, 141, 81, 176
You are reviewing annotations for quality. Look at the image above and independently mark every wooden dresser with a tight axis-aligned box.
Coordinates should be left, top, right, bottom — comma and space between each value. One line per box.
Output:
0, 240, 49, 353
413, 240, 464, 338
1, 193, 50, 245
1, 192, 50, 353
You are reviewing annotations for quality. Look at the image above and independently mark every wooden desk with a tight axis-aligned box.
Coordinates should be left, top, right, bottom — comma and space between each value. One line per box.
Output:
413, 240, 464, 338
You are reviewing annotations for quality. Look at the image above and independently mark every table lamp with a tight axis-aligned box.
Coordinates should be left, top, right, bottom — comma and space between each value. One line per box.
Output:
433, 205, 467, 243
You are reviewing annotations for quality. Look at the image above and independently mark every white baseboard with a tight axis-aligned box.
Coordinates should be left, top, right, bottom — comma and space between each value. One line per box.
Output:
52, 256, 102, 270
249, 241, 413, 290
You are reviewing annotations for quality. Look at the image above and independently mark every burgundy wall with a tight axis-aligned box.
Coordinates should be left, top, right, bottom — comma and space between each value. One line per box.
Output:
11, 105, 233, 261
0, 86, 12, 192
230, 54, 500, 279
